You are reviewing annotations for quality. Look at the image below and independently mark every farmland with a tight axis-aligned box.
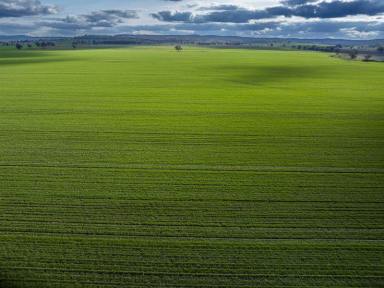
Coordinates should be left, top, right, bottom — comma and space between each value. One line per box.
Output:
0, 46, 383, 287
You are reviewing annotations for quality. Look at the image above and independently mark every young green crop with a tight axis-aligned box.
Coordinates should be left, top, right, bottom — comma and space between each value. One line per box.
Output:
0, 46, 383, 287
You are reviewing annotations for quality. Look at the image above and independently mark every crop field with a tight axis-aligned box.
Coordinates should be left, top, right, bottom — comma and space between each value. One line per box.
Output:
0, 46, 383, 287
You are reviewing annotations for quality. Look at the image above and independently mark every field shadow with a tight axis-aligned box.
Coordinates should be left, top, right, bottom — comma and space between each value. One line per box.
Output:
0, 50, 52, 59
0, 57, 72, 67
0, 50, 74, 67
0, 279, 20, 288
219, 64, 329, 86
0, 270, 23, 288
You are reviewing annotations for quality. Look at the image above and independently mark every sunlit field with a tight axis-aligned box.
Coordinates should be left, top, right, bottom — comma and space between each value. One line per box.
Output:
0, 46, 383, 287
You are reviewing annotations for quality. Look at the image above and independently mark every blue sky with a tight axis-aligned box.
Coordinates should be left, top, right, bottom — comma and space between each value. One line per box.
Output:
0, 0, 383, 39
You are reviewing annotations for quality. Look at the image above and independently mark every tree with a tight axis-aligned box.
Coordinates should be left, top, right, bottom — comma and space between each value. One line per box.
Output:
378, 46, 384, 53
175, 45, 183, 51
363, 54, 372, 62
72, 42, 77, 49
348, 49, 358, 60
15, 43, 23, 50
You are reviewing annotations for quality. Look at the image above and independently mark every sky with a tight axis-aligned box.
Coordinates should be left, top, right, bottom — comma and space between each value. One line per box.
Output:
0, 0, 383, 39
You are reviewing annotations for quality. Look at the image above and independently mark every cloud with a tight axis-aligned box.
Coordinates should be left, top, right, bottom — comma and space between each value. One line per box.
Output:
281, 0, 318, 6
152, 11, 192, 22
293, 0, 384, 18
0, 0, 58, 17
1, 16, 383, 39
0, 0, 383, 40
340, 27, 379, 38
82, 10, 138, 25
117, 20, 384, 39
38, 9, 138, 32
153, 0, 384, 23
198, 5, 240, 11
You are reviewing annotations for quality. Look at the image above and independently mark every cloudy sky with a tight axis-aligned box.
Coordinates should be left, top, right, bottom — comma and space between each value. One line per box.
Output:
0, 0, 383, 39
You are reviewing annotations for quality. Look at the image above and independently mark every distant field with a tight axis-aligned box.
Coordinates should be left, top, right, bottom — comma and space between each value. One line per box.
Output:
0, 46, 383, 287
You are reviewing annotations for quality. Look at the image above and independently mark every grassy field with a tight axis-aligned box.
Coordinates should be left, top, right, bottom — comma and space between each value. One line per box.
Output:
0, 46, 383, 287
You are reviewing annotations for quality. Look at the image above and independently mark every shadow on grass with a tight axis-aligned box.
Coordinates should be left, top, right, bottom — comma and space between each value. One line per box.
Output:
0, 270, 24, 288
0, 50, 52, 59
220, 64, 329, 86
0, 279, 21, 288
0, 50, 74, 67
0, 57, 73, 67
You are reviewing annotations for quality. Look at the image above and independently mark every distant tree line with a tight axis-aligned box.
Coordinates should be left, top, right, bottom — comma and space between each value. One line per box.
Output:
1, 40, 57, 50
1, 37, 383, 61
35, 41, 56, 48
289, 43, 384, 61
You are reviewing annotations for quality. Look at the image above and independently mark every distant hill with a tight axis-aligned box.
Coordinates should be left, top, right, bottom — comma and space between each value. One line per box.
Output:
75, 34, 384, 46
1, 34, 383, 46
0, 35, 34, 41
0, 35, 67, 41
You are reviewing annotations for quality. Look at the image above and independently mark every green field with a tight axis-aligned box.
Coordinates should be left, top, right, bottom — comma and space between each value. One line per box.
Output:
0, 46, 383, 287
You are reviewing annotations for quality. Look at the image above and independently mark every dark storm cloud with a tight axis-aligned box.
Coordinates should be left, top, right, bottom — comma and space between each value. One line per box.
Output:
153, 0, 384, 23
0, 0, 58, 17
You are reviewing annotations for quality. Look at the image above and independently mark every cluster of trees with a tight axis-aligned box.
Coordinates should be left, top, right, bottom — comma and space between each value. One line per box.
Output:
292, 43, 383, 61
345, 49, 381, 61
291, 44, 342, 53
4, 41, 57, 50
71, 39, 92, 48
35, 41, 56, 48
347, 50, 359, 60
4, 37, 382, 59
345, 46, 383, 61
